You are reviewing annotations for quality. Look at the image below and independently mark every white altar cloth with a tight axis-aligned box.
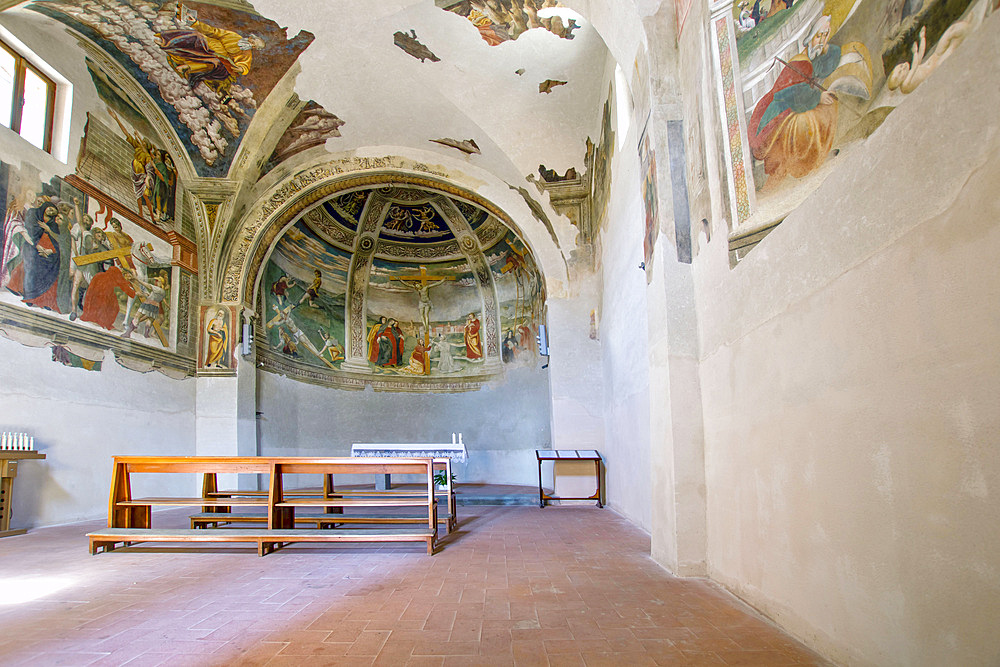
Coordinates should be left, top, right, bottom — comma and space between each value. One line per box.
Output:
351, 443, 468, 464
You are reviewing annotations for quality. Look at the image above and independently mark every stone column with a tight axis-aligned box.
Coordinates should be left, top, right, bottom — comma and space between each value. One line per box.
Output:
341, 193, 391, 373
437, 198, 502, 371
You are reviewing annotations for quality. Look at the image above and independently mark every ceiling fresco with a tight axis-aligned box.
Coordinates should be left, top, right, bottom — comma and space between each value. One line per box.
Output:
437, 0, 580, 45
31, 0, 313, 177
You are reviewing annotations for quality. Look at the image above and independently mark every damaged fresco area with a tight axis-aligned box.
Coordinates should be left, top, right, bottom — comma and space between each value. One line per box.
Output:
264, 100, 346, 173
721, 0, 994, 228
32, 0, 314, 177
437, 0, 579, 45
486, 232, 543, 366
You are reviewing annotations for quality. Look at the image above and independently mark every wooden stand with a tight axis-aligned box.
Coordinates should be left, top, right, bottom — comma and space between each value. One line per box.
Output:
0, 451, 46, 537
536, 449, 602, 508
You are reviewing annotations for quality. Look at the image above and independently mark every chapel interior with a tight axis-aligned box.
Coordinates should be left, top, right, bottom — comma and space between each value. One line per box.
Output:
0, 0, 997, 665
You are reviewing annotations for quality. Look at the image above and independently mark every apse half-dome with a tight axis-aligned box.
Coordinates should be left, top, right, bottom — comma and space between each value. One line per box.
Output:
256, 184, 545, 391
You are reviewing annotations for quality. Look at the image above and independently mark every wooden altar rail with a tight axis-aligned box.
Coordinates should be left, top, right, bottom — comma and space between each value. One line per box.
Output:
87, 456, 438, 556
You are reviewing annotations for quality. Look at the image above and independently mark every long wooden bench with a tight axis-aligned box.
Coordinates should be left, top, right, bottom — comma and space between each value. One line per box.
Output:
195, 458, 458, 532
87, 456, 439, 556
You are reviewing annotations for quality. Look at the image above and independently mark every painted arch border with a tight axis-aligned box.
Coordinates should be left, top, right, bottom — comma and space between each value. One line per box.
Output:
218, 159, 561, 309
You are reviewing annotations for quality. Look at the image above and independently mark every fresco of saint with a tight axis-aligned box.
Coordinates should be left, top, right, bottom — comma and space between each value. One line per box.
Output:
464, 313, 483, 360
204, 308, 230, 368
156, 6, 265, 103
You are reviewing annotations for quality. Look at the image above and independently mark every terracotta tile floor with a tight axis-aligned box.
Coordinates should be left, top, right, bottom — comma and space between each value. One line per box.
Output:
0, 505, 830, 666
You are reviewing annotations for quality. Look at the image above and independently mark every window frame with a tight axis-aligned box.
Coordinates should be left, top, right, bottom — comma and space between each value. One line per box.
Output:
0, 37, 56, 154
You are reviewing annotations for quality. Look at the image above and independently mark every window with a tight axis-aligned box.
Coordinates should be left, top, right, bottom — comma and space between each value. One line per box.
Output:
0, 38, 55, 153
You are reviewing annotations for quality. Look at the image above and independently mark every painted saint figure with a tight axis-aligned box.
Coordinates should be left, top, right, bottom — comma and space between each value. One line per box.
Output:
205, 308, 230, 368
748, 16, 842, 187
298, 269, 322, 307
376, 318, 405, 367
271, 274, 292, 307
464, 312, 483, 360
6, 202, 63, 312
319, 329, 344, 364
367, 316, 388, 363
405, 336, 430, 374
156, 7, 265, 102
432, 334, 457, 373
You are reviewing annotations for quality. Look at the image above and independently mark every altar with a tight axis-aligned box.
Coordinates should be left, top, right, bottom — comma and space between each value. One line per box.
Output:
351, 441, 469, 489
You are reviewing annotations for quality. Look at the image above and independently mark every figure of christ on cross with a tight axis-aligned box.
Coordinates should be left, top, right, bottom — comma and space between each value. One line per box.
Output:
390, 265, 456, 373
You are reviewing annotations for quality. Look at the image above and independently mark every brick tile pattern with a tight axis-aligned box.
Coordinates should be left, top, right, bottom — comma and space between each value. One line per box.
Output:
0, 506, 829, 666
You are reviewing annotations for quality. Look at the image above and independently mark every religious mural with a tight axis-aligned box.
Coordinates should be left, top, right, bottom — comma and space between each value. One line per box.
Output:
78, 111, 178, 230
486, 232, 543, 366
639, 120, 660, 275
437, 0, 579, 45
200, 304, 236, 370
0, 160, 175, 349
718, 0, 992, 228
591, 87, 615, 230
256, 185, 546, 389
32, 0, 314, 177
262, 222, 349, 371
366, 258, 483, 377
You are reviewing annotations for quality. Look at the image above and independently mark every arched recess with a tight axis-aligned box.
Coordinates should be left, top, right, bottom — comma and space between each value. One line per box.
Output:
236, 175, 548, 392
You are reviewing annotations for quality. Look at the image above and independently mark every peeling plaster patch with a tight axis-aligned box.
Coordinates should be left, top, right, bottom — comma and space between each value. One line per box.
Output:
430, 138, 481, 155
961, 463, 989, 499
393, 30, 440, 62
872, 443, 894, 498
439, 0, 579, 45
539, 79, 567, 94
507, 183, 559, 248
949, 399, 989, 498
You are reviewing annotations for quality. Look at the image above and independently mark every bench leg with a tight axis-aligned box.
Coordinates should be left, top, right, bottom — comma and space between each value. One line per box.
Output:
90, 539, 117, 555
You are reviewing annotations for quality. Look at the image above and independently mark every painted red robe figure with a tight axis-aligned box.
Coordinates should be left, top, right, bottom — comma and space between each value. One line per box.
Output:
464, 312, 483, 360
748, 16, 841, 185
375, 318, 404, 367
81, 265, 136, 330
367, 316, 388, 364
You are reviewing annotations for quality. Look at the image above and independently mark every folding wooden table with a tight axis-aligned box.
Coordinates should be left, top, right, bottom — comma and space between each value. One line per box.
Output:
535, 449, 602, 508
0, 451, 46, 537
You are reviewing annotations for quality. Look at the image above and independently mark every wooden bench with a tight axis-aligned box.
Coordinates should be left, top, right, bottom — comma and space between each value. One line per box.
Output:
196, 457, 458, 533
87, 456, 439, 556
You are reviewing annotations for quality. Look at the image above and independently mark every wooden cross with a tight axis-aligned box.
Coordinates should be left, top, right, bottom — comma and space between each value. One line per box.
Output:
388, 265, 455, 289
73, 244, 132, 267
389, 265, 456, 371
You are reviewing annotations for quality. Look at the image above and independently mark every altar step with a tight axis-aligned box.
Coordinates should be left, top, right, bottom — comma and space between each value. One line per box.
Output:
454, 483, 538, 506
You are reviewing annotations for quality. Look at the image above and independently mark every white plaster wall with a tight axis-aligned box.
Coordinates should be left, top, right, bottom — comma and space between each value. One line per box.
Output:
595, 78, 653, 531
0, 336, 197, 527
692, 17, 1000, 667
256, 364, 552, 487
